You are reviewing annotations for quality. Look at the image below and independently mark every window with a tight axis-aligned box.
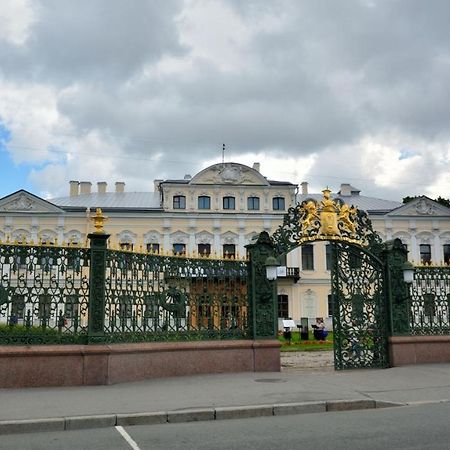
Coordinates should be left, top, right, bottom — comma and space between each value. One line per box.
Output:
38, 294, 51, 320
277, 295, 289, 319
325, 244, 332, 270
198, 243, 211, 257
173, 243, 186, 255
11, 295, 25, 320
119, 242, 134, 251
272, 197, 285, 210
247, 196, 260, 210
67, 252, 81, 271
420, 244, 431, 264
119, 295, 133, 318
173, 195, 186, 209
223, 244, 236, 259
198, 196, 211, 209
223, 196, 235, 210
146, 243, 160, 254
444, 244, 450, 265
65, 295, 79, 319
423, 293, 435, 319
327, 294, 333, 317
302, 244, 314, 270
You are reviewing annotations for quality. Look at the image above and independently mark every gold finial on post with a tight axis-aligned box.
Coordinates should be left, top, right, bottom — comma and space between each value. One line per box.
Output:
91, 208, 108, 234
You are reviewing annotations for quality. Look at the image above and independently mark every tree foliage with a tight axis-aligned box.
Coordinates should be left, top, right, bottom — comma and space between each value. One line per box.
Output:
402, 196, 450, 208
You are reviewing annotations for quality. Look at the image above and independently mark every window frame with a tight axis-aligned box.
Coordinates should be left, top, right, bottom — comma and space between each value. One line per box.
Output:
223, 196, 236, 210
302, 244, 314, 270
172, 243, 186, 255
272, 196, 285, 211
223, 244, 236, 259
277, 294, 289, 319
173, 195, 186, 209
247, 196, 260, 211
198, 196, 211, 210
419, 244, 432, 264
198, 243, 211, 257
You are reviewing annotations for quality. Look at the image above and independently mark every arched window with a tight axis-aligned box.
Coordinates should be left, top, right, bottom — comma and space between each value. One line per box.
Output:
198, 196, 211, 209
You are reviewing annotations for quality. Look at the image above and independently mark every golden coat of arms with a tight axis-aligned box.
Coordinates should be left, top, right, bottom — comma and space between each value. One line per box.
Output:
298, 189, 359, 245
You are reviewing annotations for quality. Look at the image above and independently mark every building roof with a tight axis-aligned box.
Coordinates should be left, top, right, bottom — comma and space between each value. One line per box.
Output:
296, 193, 402, 214
49, 192, 161, 210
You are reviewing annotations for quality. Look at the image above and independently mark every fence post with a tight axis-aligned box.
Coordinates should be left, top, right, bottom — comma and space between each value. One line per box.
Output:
87, 232, 110, 344
245, 231, 278, 339
382, 238, 410, 336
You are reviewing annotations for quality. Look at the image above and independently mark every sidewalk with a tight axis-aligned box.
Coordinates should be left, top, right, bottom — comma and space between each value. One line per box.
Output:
1, 354, 450, 434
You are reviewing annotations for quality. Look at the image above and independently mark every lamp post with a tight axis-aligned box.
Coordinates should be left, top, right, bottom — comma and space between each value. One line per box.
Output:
402, 260, 415, 284
265, 256, 280, 281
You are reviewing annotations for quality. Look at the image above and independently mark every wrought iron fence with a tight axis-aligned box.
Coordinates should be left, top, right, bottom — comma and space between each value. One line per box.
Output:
0, 241, 249, 344
407, 266, 450, 335
104, 251, 248, 342
0, 243, 90, 344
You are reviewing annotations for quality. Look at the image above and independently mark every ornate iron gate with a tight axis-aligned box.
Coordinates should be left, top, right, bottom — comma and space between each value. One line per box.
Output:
331, 242, 389, 369
268, 188, 390, 370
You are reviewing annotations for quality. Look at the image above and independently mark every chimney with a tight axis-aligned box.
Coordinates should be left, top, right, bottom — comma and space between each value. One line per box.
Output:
115, 182, 125, 193
97, 182, 107, 194
301, 181, 308, 195
79, 181, 92, 195
253, 162, 260, 172
184, 174, 191, 180
69, 180, 79, 197
339, 183, 352, 196
154, 179, 163, 192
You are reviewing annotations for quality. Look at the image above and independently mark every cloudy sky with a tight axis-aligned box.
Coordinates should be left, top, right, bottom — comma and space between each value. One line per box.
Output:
0, 0, 449, 201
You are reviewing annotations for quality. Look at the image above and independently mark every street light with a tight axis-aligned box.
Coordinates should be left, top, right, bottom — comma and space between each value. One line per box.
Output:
402, 260, 415, 284
265, 256, 280, 281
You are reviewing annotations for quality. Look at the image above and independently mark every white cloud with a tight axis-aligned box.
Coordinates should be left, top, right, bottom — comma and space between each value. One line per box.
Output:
0, 0, 449, 202
0, 0, 37, 46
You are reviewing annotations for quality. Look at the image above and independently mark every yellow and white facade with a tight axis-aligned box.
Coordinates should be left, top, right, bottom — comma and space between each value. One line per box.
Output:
1, 162, 449, 327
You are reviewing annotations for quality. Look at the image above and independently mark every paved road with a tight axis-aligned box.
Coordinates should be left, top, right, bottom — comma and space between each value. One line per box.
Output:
2, 402, 450, 450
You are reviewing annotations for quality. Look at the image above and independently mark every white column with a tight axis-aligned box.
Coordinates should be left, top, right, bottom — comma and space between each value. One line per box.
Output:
433, 232, 441, 263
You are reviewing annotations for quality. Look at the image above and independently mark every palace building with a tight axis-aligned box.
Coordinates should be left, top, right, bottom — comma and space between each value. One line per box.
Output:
1, 162, 449, 327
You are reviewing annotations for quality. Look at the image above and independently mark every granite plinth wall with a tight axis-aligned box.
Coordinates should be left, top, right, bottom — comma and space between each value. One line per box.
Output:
389, 336, 450, 366
0, 340, 281, 388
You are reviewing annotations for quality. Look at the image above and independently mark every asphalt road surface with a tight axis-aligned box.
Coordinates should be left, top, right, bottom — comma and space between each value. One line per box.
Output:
2, 402, 450, 450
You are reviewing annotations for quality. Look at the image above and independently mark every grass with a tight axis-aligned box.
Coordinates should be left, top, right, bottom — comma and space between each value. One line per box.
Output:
278, 331, 334, 352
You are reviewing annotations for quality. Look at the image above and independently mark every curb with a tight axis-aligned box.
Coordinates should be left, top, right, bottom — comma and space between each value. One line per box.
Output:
0, 399, 405, 435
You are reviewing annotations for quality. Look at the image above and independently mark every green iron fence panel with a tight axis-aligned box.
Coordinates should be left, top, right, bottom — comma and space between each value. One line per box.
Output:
407, 266, 450, 335
103, 250, 249, 342
0, 244, 90, 344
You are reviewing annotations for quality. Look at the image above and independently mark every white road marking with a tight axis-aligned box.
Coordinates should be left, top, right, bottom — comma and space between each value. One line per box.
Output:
115, 426, 141, 450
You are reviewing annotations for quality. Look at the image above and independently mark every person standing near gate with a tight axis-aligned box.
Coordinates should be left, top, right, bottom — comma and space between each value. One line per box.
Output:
312, 318, 325, 340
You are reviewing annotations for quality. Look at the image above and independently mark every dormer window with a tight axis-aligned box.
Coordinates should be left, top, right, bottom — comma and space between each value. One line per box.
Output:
173, 195, 186, 209
198, 196, 211, 210
223, 196, 235, 210
273, 196, 285, 210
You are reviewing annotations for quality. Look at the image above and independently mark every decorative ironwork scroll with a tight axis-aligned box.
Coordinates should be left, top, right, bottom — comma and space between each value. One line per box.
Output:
331, 242, 389, 369
271, 189, 382, 256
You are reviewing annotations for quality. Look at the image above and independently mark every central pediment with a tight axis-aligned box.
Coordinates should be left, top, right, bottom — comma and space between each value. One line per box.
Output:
190, 163, 270, 186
